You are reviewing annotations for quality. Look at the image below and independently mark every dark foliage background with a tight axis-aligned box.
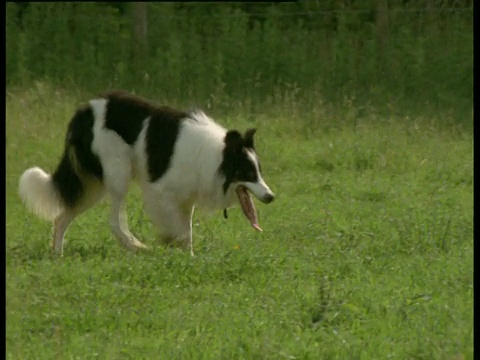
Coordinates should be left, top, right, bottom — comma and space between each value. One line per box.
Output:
6, 1, 472, 121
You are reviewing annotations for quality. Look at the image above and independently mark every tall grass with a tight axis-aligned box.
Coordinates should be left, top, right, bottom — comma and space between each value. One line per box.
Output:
6, 2, 473, 121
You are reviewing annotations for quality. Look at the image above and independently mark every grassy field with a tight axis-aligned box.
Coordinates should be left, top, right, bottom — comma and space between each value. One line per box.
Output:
6, 85, 473, 359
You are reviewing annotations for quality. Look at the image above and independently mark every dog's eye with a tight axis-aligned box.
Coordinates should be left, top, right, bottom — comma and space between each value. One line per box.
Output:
247, 171, 256, 181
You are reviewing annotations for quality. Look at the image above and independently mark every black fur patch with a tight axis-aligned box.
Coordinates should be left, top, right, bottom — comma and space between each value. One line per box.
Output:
243, 128, 256, 149
219, 130, 260, 194
51, 149, 83, 208
52, 106, 103, 208
102, 91, 157, 145
146, 106, 189, 182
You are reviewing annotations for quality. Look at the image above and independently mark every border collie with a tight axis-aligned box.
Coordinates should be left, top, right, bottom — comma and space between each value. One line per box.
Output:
18, 91, 275, 256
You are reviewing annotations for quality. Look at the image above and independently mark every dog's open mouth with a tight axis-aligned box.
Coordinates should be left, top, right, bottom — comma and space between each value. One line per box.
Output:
236, 185, 263, 232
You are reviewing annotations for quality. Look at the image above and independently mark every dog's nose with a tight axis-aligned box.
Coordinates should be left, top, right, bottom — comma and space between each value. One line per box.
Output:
263, 193, 275, 204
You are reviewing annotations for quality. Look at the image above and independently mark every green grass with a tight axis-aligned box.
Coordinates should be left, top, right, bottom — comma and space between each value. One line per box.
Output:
6, 85, 473, 359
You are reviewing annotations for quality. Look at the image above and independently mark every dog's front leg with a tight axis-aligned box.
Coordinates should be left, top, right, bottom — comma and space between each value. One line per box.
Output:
153, 204, 195, 256
159, 232, 194, 256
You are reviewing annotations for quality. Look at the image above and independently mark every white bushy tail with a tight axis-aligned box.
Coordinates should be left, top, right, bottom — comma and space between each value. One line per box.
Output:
18, 167, 64, 221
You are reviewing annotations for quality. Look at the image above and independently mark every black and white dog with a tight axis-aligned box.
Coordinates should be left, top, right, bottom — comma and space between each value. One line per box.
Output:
19, 91, 275, 255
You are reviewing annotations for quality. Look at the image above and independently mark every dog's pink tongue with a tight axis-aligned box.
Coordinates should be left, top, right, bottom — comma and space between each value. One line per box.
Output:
236, 186, 263, 232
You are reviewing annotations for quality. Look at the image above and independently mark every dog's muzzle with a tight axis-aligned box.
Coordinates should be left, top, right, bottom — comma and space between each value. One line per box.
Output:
261, 192, 275, 204
244, 178, 275, 204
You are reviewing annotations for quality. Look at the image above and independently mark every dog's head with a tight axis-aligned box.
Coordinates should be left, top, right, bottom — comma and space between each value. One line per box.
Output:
220, 128, 275, 231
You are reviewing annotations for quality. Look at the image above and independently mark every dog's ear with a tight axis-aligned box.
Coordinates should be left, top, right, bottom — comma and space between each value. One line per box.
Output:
224, 130, 243, 154
244, 128, 256, 149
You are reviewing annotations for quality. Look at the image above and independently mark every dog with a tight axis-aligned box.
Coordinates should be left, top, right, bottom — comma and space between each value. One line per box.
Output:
18, 91, 275, 256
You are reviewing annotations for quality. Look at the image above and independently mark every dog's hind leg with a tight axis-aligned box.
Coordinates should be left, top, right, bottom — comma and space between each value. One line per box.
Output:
52, 211, 76, 255
51, 180, 105, 255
